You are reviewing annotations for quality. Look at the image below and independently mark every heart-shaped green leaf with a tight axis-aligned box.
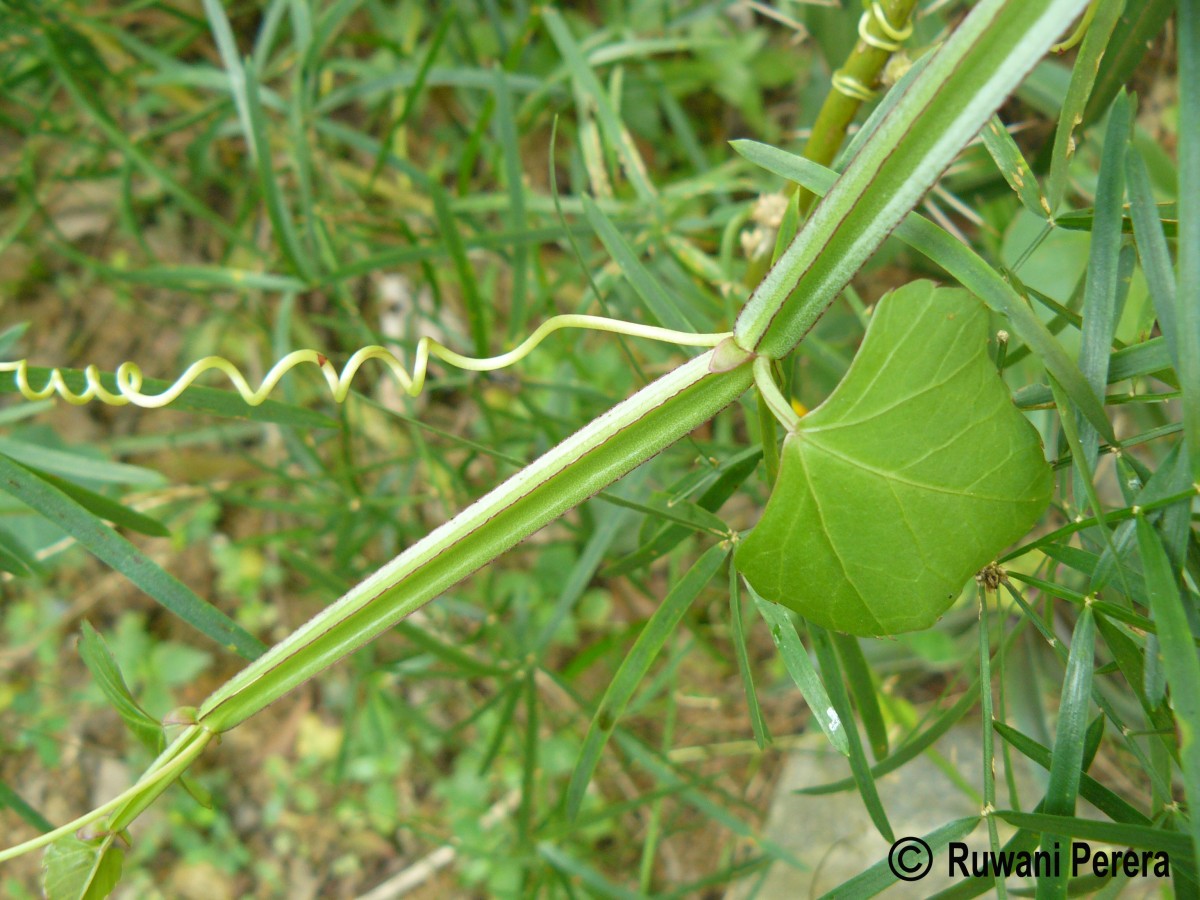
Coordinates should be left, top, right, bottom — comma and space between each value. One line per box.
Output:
735, 281, 1053, 637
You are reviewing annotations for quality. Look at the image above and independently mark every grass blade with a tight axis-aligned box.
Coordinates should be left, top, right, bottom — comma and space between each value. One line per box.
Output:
820, 816, 980, 899
0, 323, 30, 358
493, 62, 531, 340
1135, 515, 1200, 867
929, 718, 1109, 900
0, 528, 41, 577
1035, 606, 1095, 900
981, 115, 1049, 219
535, 481, 641, 656
1177, 0, 1200, 485
581, 196, 700, 333
604, 449, 759, 577
537, 842, 645, 899
1012, 335, 1175, 411
34, 18, 240, 246
565, 543, 728, 819
1071, 91, 1131, 529
607, 725, 805, 868
0, 437, 163, 487
429, 185, 490, 357
1081, 0, 1173, 126
748, 584, 849, 756
810, 624, 892, 842
995, 810, 1193, 863
542, 9, 656, 202
729, 564, 770, 750
833, 632, 889, 761
798, 677, 982, 795
0, 781, 52, 834
1045, 0, 1126, 212
0, 453, 265, 660
978, 590, 1006, 899
99, 265, 308, 293
1127, 147, 1179, 369
367, 10, 452, 186
241, 59, 316, 281
19, 467, 169, 538
1093, 612, 1176, 746
993, 721, 1151, 826
1046, 375, 1120, 588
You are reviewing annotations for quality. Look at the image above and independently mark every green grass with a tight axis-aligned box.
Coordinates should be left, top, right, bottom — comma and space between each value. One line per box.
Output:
0, 1, 1195, 897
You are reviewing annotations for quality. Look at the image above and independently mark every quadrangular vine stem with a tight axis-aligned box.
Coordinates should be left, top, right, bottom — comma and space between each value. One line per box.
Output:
196, 351, 754, 732
734, 0, 1090, 360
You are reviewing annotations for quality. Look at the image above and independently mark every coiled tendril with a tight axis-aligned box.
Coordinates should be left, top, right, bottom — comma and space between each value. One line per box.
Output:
0, 315, 732, 409
830, 2, 914, 102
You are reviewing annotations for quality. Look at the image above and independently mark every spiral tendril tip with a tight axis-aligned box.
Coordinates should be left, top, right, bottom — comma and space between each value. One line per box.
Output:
0, 315, 732, 410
